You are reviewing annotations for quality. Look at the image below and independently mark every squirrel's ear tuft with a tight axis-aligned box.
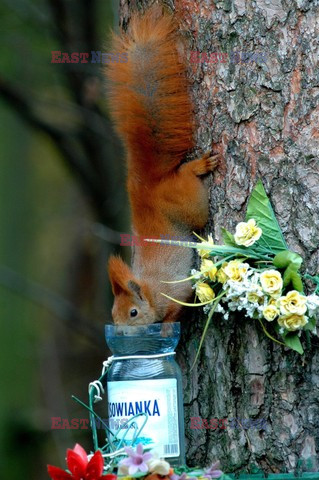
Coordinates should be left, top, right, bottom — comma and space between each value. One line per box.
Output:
108, 255, 133, 296
127, 280, 144, 300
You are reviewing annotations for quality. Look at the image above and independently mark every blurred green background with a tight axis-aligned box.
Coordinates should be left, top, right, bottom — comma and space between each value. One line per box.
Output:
0, 1, 130, 478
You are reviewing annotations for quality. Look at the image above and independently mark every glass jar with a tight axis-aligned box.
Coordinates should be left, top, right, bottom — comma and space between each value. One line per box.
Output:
105, 322, 185, 466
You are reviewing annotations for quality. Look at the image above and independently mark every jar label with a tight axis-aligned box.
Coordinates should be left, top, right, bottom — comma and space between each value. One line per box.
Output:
107, 379, 180, 457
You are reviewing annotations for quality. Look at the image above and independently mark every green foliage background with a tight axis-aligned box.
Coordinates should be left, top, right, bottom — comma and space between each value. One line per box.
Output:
0, 1, 128, 478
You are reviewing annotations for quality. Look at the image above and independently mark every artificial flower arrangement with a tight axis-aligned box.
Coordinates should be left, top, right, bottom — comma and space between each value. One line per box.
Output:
152, 181, 319, 357
47, 443, 228, 480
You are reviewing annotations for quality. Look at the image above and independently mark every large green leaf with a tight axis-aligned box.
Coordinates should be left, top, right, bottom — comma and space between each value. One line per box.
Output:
273, 250, 302, 269
283, 333, 304, 354
283, 269, 304, 292
246, 180, 287, 253
273, 250, 303, 291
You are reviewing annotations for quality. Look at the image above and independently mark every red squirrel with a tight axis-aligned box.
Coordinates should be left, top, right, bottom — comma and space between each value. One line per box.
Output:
106, 6, 219, 325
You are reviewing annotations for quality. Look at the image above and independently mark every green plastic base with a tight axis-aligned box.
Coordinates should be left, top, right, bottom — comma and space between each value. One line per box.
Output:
228, 474, 319, 479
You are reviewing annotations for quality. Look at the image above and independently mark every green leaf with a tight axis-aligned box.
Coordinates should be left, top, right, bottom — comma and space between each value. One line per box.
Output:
273, 250, 303, 269
221, 227, 237, 247
246, 180, 287, 253
290, 271, 304, 292
283, 333, 304, 354
195, 244, 267, 259
274, 250, 304, 291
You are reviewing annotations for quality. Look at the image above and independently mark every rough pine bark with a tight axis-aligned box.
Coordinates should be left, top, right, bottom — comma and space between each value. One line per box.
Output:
118, 0, 319, 474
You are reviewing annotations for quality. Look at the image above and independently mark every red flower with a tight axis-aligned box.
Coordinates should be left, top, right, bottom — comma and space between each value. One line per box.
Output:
48, 444, 117, 480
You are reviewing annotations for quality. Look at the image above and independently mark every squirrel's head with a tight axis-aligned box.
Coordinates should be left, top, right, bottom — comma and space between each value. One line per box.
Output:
108, 255, 157, 325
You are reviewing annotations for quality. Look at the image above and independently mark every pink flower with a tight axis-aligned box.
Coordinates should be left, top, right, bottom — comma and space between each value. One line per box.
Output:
119, 443, 153, 475
170, 473, 190, 480
203, 461, 223, 479
47, 443, 117, 480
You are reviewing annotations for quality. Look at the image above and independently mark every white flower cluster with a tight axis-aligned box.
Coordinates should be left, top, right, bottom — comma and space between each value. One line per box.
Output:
306, 295, 319, 317
194, 257, 319, 334
222, 268, 266, 319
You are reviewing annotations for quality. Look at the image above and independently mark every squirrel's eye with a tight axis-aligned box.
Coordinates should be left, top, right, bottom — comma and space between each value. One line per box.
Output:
130, 308, 138, 318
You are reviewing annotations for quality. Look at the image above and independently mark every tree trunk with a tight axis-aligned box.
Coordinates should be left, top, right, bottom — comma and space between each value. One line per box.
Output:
119, 0, 319, 473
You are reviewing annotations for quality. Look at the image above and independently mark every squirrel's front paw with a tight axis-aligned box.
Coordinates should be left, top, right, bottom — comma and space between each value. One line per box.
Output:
192, 152, 220, 176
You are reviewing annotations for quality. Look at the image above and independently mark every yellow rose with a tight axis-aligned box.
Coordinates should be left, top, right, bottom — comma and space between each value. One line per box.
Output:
199, 234, 214, 258
278, 313, 307, 331
223, 260, 249, 282
263, 304, 279, 322
260, 270, 283, 297
278, 290, 307, 315
217, 263, 228, 284
196, 283, 215, 302
200, 259, 217, 281
247, 290, 264, 304
268, 297, 278, 306
234, 219, 262, 247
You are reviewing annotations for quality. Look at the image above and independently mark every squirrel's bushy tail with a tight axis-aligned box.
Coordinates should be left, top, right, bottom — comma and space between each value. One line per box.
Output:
106, 6, 193, 176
